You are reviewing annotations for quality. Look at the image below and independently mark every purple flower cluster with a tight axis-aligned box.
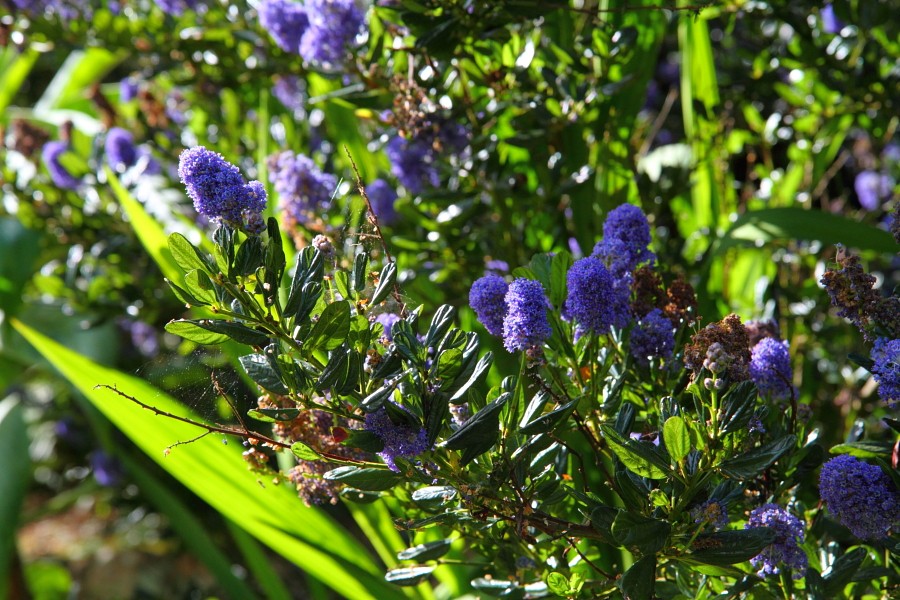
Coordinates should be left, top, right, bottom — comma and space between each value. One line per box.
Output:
819, 455, 900, 540
691, 500, 729, 530
745, 504, 807, 578
105, 127, 138, 171
592, 204, 655, 277
178, 147, 267, 234
386, 120, 469, 193
366, 178, 399, 225
258, 0, 363, 67
855, 170, 895, 211
871, 337, 899, 408
385, 136, 440, 193
364, 402, 429, 472
375, 313, 401, 341
41, 141, 81, 190
267, 151, 337, 227
502, 279, 552, 353
630, 309, 675, 366
272, 75, 305, 112
749, 338, 793, 400
156, 0, 201, 15
469, 274, 509, 337
564, 257, 630, 338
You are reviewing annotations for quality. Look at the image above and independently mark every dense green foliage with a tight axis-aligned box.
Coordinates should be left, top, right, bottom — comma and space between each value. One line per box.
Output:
1, 0, 898, 598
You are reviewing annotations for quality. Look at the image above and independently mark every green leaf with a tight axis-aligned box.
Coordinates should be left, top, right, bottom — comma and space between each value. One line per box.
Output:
12, 319, 397, 600
165, 278, 207, 307
264, 218, 286, 302
291, 441, 322, 461
688, 528, 776, 566
239, 354, 289, 395
165, 320, 229, 345
411, 486, 458, 508
443, 392, 509, 465
352, 252, 369, 296
519, 398, 579, 435
711, 208, 898, 257
601, 425, 671, 479
340, 429, 384, 453
549, 250, 573, 307
718, 434, 796, 479
285, 247, 323, 316
234, 236, 265, 277
611, 512, 671, 555
323, 466, 400, 491
662, 416, 690, 464
0, 218, 41, 316
109, 168, 183, 284
0, 399, 29, 591
166, 319, 271, 347
0, 47, 38, 114
384, 566, 435, 586
118, 454, 258, 600
184, 269, 218, 306
718, 380, 757, 434
168, 232, 212, 275
829, 441, 893, 459
370, 262, 397, 307
449, 351, 492, 403
397, 539, 452, 562
823, 547, 867, 597
546, 572, 569, 596
307, 301, 351, 351
247, 408, 303, 423
424, 305, 456, 349
620, 555, 656, 600
433, 347, 464, 387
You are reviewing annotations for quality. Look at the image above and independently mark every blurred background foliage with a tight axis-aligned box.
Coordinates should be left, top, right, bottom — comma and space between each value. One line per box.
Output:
0, 0, 897, 597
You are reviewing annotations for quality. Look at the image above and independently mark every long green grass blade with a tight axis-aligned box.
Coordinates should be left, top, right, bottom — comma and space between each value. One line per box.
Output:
118, 452, 258, 600
0, 47, 39, 116
226, 520, 292, 600
0, 398, 29, 600
13, 320, 402, 600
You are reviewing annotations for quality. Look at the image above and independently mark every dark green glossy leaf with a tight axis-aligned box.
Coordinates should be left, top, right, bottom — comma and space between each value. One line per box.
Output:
316, 347, 350, 392
828, 440, 893, 459
397, 539, 452, 562
323, 466, 400, 491
307, 301, 351, 351
384, 566, 435, 586
620, 555, 656, 600
433, 347, 463, 387
361, 381, 397, 413
449, 351, 492, 403
424, 305, 456, 349
351, 251, 368, 296
239, 354, 289, 395
611, 512, 670, 554
247, 408, 302, 423
285, 247, 323, 316
470, 577, 516, 596
168, 319, 270, 347
718, 434, 796, 479
411, 486, 458, 508
213, 226, 235, 275
234, 236, 265, 277
823, 547, 866, 597
719, 381, 757, 434
549, 250, 573, 307
689, 528, 776, 566
601, 425, 671, 479
369, 262, 397, 306
340, 429, 384, 453
519, 398, 578, 435
443, 392, 509, 465
264, 217, 285, 296
334, 270, 351, 301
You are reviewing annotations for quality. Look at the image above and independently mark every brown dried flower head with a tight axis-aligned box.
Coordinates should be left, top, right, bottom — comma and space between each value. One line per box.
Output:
683, 314, 751, 382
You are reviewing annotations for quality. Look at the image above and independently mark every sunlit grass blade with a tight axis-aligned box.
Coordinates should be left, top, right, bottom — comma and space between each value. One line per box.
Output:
13, 320, 403, 600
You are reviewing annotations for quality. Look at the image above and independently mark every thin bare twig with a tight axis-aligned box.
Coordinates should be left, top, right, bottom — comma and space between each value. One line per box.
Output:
566, 536, 615, 579
94, 384, 373, 465
343, 145, 407, 314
